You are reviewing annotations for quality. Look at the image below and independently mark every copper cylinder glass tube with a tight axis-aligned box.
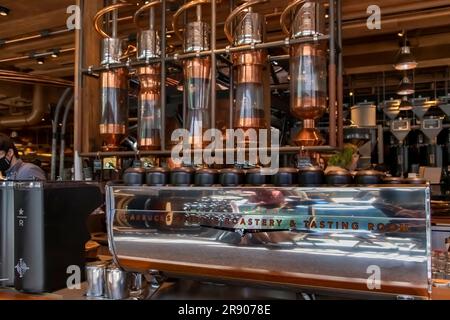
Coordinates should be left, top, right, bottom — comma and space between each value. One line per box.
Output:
95, 4, 132, 151
137, 66, 161, 150
135, 2, 163, 151
183, 20, 212, 149
284, 0, 327, 147
232, 12, 267, 136
224, 3, 268, 148
290, 43, 327, 120
100, 67, 129, 151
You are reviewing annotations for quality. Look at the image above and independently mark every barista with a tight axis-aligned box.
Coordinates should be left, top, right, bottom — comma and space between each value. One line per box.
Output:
0, 134, 46, 181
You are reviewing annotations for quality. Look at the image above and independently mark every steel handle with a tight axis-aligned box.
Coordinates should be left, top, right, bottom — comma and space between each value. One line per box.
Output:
224, 0, 269, 44
133, 0, 162, 30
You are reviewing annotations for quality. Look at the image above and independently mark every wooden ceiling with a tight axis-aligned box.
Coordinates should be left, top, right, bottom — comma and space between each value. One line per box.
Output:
0, 0, 449, 89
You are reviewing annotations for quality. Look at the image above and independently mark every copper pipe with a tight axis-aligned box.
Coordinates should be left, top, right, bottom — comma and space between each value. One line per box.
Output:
133, 0, 162, 29
0, 70, 73, 87
93, 2, 134, 38
0, 85, 46, 128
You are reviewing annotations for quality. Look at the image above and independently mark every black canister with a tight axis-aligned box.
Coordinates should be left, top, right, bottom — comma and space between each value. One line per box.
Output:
298, 166, 324, 187
272, 168, 298, 186
326, 170, 353, 186
354, 170, 385, 185
219, 168, 245, 186
246, 168, 269, 186
170, 167, 195, 186
195, 168, 219, 186
145, 167, 169, 186
123, 167, 146, 186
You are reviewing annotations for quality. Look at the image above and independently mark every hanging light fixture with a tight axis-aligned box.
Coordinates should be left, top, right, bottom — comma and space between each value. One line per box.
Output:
399, 96, 412, 111
0, 6, 10, 17
394, 31, 417, 71
397, 75, 415, 95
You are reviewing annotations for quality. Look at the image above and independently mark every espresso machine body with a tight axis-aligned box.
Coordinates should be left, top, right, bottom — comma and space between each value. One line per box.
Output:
107, 185, 432, 299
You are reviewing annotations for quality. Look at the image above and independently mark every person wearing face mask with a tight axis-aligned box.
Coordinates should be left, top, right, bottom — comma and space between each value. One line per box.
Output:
0, 134, 46, 181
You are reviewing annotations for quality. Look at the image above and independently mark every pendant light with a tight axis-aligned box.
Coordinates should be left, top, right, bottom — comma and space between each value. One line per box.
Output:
394, 31, 417, 71
397, 74, 415, 96
399, 96, 412, 111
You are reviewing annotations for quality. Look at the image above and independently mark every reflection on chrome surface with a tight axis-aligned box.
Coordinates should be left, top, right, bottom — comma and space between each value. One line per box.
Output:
107, 186, 431, 298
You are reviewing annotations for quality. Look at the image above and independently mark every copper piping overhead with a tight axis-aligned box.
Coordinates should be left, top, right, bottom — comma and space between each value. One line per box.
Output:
0, 85, 46, 128
93, 2, 134, 39
0, 70, 73, 87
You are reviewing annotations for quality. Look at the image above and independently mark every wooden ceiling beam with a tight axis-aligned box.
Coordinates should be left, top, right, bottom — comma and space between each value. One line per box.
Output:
345, 58, 450, 75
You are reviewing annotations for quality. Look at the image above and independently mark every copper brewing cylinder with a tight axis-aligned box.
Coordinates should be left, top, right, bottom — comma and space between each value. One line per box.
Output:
233, 50, 267, 130
94, 4, 133, 152
285, 0, 328, 147
227, 10, 268, 135
182, 20, 212, 149
137, 65, 161, 150
100, 68, 129, 151
290, 42, 327, 120
184, 57, 212, 148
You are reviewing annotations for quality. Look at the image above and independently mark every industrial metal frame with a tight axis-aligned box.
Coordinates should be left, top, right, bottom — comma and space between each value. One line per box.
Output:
75, 0, 344, 160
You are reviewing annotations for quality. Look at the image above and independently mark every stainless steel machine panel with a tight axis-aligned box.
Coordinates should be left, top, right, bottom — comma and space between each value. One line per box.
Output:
107, 185, 432, 299
0, 182, 14, 287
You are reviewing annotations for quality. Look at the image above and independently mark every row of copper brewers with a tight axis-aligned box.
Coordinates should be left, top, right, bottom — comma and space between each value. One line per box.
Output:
123, 166, 428, 187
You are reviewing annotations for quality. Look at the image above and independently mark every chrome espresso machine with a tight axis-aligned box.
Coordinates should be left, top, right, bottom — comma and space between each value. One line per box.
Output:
106, 184, 432, 300
82, 0, 435, 300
